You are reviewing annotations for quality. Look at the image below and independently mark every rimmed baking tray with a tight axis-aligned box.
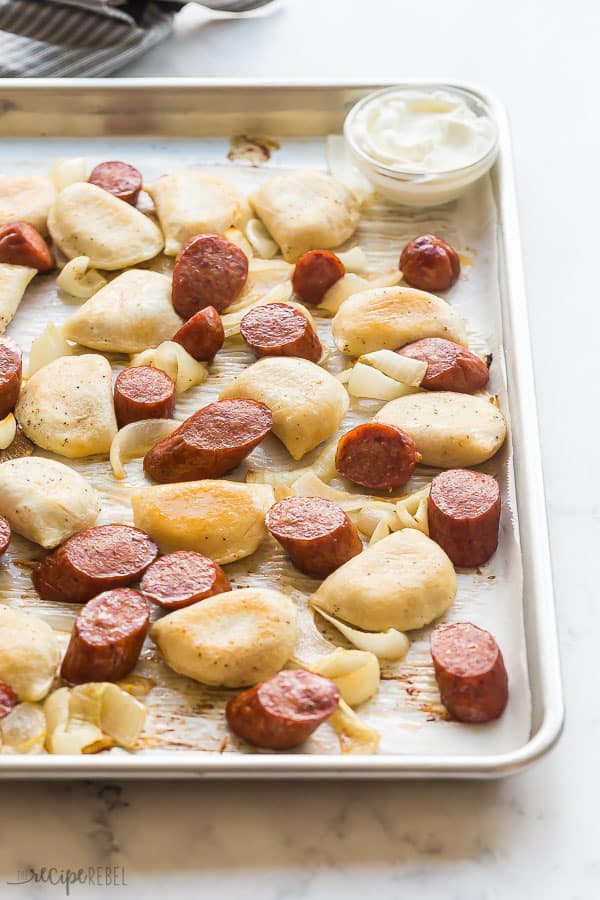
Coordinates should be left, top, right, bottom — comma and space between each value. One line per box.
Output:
0, 78, 563, 778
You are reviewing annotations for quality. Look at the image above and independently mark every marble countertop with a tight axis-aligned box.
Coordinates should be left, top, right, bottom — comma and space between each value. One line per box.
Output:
1, 0, 598, 897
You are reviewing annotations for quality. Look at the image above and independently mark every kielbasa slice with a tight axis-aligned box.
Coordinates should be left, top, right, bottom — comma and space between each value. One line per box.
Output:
0, 515, 11, 556
143, 398, 272, 484
88, 161, 143, 205
431, 622, 508, 723
240, 303, 322, 363
172, 305, 224, 362
292, 249, 345, 304
399, 234, 460, 292
0, 681, 17, 719
398, 338, 489, 393
336, 422, 421, 490
140, 551, 231, 611
0, 221, 55, 272
428, 469, 501, 568
226, 669, 340, 750
114, 366, 176, 429
60, 588, 150, 685
33, 524, 159, 604
172, 234, 249, 318
0, 336, 22, 420
266, 496, 362, 579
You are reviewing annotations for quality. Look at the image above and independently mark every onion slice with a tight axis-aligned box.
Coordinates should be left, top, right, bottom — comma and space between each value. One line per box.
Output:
348, 362, 417, 400
56, 255, 107, 300
0, 703, 46, 755
311, 648, 380, 706
130, 341, 207, 395
0, 413, 16, 451
224, 226, 253, 261
336, 247, 369, 274
44, 683, 146, 754
245, 218, 280, 259
359, 349, 427, 386
49, 157, 88, 192
110, 418, 179, 480
27, 322, 73, 378
328, 699, 380, 754
312, 604, 410, 661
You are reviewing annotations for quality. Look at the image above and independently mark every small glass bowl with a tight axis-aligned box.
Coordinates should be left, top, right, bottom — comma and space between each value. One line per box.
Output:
344, 84, 499, 207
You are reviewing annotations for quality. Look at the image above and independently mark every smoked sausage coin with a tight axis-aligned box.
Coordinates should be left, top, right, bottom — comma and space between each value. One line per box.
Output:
0, 221, 54, 271
140, 551, 231, 611
226, 669, 340, 749
143, 398, 272, 483
0, 336, 22, 420
60, 588, 150, 685
114, 366, 176, 429
400, 234, 460, 292
335, 422, 421, 490
398, 337, 489, 393
33, 524, 158, 604
266, 496, 362, 579
88, 161, 143, 205
0, 515, 11, 556
428, 469, 501, 568
172, 234, 249, 318
431, 622, 508, 723
292, 249, 345, 304
240, 303, 322, 362
172, 305, 224, 361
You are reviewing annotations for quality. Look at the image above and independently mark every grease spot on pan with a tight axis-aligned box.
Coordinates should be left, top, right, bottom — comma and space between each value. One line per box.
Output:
227, 134, 280, 166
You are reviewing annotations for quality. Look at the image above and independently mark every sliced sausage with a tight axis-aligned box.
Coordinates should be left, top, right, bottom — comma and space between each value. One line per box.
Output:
88, 161, 143, 205
0, 681, 17, 719
143, 398, 272, 484
0, 515, 11, 556
172, 234, 249, 318
266, 496, 362, 579
0, 221, 55, 271
292, 250, 345, 304
172, 305, 224, 361
398, 338, 489, 393
400, 234, 460, 292
60, 588, 150, 685
0, 336, 22, 420
140, 551, 231, 611
428, 469, 501, 568
114, 366, 176, 429
336, 422, 421, 490
33, 524, 158, 605
226, 669, 340, 749
431, 622, 508, 723
240, 303, 322, 363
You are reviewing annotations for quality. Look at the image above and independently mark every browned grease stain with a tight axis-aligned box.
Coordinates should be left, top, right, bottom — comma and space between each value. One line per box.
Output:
227, 134, 280, 166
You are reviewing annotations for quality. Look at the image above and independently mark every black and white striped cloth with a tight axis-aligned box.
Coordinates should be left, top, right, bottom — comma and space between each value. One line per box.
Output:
0, 0, 275, 77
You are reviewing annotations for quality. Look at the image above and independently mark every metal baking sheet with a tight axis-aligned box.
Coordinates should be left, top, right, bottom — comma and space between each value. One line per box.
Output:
0, 79, 563, 778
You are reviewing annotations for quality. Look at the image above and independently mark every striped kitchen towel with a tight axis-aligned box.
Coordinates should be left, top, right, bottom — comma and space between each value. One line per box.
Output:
0, 0, 275, 77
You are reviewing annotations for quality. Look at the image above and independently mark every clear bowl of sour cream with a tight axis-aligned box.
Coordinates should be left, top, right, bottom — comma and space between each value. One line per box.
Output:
344, 84, 499, 207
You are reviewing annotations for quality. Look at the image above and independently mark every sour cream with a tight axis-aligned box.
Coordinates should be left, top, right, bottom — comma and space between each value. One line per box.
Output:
350, 88, 495, 174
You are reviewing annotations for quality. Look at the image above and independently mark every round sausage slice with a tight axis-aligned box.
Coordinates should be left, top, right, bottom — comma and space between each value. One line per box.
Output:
172, 306, 224, 361
240, 303, 322, 363
399, 234, 460, 292
428, 469, 501, 568
398, 338, 489, 393
0, 221, 55, 271
292, 250, 345, 304
226, 669, 340, 749
266, 496, 362, 579
88, 161, 143, 205
431, 622, 508, 723
33, 524, 159, 605
336, 422, 421, 490
143, 398, 272, 484
114, 366, 176, 429
140, 551, 231, 611
0, 681, 17, 719
0, 515, 11, 556
0, 336, 22, 420
172, 234, 249, 318
60, 588, 150, 685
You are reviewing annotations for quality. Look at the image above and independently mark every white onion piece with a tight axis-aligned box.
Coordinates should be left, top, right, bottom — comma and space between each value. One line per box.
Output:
110, 418, 179, 480
100, 683, 147, 748
0, 703, 46, 755
355, 504, 400, 537
368, 518, 390, 545
49, 157, 88, 192
367, 270, 403, 289
130, 341, 207, 395
44, 683, 146, 754
328, 698, 380, 754
0, 413, 16, 450
56, 255, 107, 300
245, 218, 280, 259
348, 362, 417, 400
291, 470, 367, 507
27, 322, 73, 378
248, 258, 292, 274
326, 135, 374, 205
313, 604, 410, 661
224, 226, 253, 261
318, 273, 369, 315
359, 349, 427, 386
336, 247, 369, 274
311, 648, 380, 706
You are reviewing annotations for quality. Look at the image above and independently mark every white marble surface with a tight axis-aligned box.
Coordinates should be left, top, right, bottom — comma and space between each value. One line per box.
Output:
1, 0, 599, 897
